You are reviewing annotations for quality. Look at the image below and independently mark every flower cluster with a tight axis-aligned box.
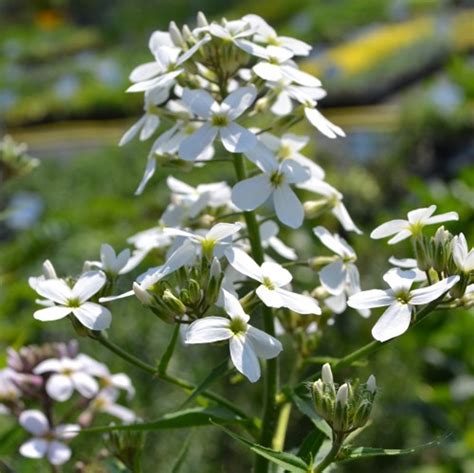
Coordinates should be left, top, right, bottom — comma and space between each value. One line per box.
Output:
0, 341, 135, 466
0, 135, 39, 182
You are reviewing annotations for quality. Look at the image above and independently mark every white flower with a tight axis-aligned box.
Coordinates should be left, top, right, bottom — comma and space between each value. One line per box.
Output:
259, 132, 325, 180
34, 357, 99, 401
451, 233, 474, 273
226, 247, 321, 315
19, 410, 79, 465
89, 388, 136, 423
371, 205, 459, 244
29, 260, 59, 308
260, 220, 297, 261
178, 86, 258, 160
208, 19, 255, 46
87, 244, 132, 277
388, 256, 426, 282
243, 14, 311, 56
348, 268, 460, 342
313, 226, 360, 296
232, 156, 310, 229
304, 106, 346, 139
185, 290, 282, 382
33, 271, 111, 331
127, 35, 210, 93
299, 179, 362, 234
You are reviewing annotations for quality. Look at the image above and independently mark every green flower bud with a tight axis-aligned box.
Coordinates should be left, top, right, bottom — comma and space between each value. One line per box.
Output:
188, 279, 202, 305
169, 21, 184, 47
353, 399, 373, 428
304, 200, 332, 219
163, 289, 187, 316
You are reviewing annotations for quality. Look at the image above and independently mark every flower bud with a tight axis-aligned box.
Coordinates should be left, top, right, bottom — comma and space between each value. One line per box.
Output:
335, 383, 349, 407
188, 279, 202, 305
366, 374, 377, 395
169, 21, 184, 47
182, 24, 193, 42
133, 282, 154, 306
414, 236, 431, 272
304, 200, 331, 219
353, 399, 372, 428
210, 257, 222, 279
162, 289, 187, 316
321, 363, 334, 386
197, 11, 209, 28
333, 383, 349, 432
42, 260, 57, 279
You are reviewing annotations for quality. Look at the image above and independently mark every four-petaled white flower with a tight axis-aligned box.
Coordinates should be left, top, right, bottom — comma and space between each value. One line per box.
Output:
185, 290, 282, 382
371, 205, 459, 244
34, 357, 99, 402
33, 271, 111, 331
232, 156, 310, 229
87, 243, 133, 277
178, 86, 258, 160
226, 247, 321, 314
19, 410, 79, 465
313, 226, 360, 296
348, 268, 460, 342
451, 233, 474, 273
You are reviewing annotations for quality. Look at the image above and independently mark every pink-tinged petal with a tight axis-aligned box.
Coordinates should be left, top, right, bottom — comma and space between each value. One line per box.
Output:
225, 247, 263, 282
179, 124, 218, 161
34, 305, 72, 322
231, 175, 272, 211
182, 88, 216, 119
223, 290, 249, 322
370, 219, 408, 239
371, 302, 412, 342
273, 185, 304, 229
72, 302, 112, 331
224, 86, 257, 120
320, 260, 346, 296
425, 211, 459, 225
35, 279, 72, 305
347, 290, 394, 310
246, 326, 282, 359
219, 123, 257, 153
47, 441, 71, 465
46, 374, 74, 402
304, 108, 345, 139
260, 262, 292, 287
274, 288, 321, 315
185, 317, 233, 344
229, 335, 261, 383
71, 373, 99, 398
19, 410, 49, 436
410, 276, 460, 305
19, 438, 48, 459
73, 271, 106, 302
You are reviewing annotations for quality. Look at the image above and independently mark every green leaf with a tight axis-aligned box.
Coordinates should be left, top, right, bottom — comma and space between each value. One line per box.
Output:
297, 429, 325, 465
158, 324, 181, 375
291, 393, 332, 438
338, 439, 442, 463
0, 424, 24, 455
179, 359, 230, 409
214, 423, 309, 473
171, 431, 193, 473
82, 406, 245, 434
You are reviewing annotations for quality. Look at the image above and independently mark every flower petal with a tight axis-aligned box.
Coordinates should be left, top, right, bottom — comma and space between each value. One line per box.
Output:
182, 88, 215, 119
409, 275, 460, 305
20, 438, 48, 459
223, 86, 257, 120
185, 317, 233, 344
19, 410, 49, 436
274, 288, 321, 315
425, 211, 459, 225
225, 247, 263, 282
72, 302, 112, 331
219, 123, 257, 153
179, 124, 218, 161
223, 290, 249, 322
72, 271, 107, 302
206, 223, 242, 242
260, 262, 292, 287
229, 335, 261, 383
35, 279, 72, 305
281, 65, 321, 87
71, 372, 99, 398
320, 260, 346, 296
47, 441, 71, 465
347, 290, 394, 309
304, 108, 345, 139
34, 305, 72, 322
371, 302, 412, 342
246, 326, 282, 359
232, 175, 272, 211
273, 185, 304, 229
370, 220, 408, 239
46, 374, 74, 402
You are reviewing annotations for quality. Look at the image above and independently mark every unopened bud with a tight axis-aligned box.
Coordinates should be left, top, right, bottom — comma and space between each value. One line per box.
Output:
42, 260, 57, 279
163, 289, 187, 315
133, 282, 154, 306
182, 24, 193, 41
414, 236, 431, 272
321, 363, 334, 385
188, 279, 202, 305
366, 374, 377, 395
210, 257, 222, 278
197, 11, 208, 28
353, 399, 372, 428
336, 383, 349, 407
304, 200, 331, 219
334, 383, 349, 432
169, 21, 184, 47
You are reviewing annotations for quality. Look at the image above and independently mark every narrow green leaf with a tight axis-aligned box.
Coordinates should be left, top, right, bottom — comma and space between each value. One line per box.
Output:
338, 439, 442, 463
291, 393, 332, 438
297, 429, 325, 465
214, 423, 309, 473
171, 431, 193, 473
179, 359, 230, 409
0, 425, 23, 455
158, 323, 181, 375
82, 406, 245, 434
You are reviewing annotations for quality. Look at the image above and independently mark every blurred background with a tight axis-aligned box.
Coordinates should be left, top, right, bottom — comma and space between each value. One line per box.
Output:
1, 0, 474, 471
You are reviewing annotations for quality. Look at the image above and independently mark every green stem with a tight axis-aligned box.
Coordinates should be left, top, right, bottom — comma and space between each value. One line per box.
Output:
312, 432, 344, 473
232, 154, 278, 473
93, 332, 249, 421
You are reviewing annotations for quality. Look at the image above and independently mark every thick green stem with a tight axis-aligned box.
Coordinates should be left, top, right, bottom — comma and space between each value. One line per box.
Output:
312, 432, 344, 473
232, 154, 278, 473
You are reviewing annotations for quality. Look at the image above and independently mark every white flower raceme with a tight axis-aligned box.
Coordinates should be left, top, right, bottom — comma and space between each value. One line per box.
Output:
226, 247, 321, 314
299, 179, 362, 234
348, 268, 460, 342
87, 243, 132, 277
371, 205, 459, 244
33, 271, 111, 330
313, 226, 359, 295
185, 290, 282, 382
232, 156, 310, 229
34, 356, 99, 401
178, 86, 258, 160
19, 410, 79, 465
451, 233, 474, 273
